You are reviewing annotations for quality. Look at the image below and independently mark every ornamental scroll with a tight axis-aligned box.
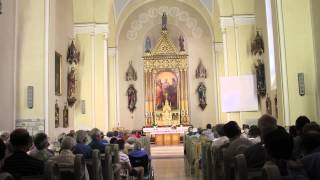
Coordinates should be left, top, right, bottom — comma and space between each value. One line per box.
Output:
143, 20, 190, 127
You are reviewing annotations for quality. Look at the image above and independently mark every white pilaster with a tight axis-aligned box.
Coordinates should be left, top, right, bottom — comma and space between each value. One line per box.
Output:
103, 34, 109, 131
44, 0, 50, 134
276, 0, 290, 126
90, 32, 96, 128
108, 47, 118, 128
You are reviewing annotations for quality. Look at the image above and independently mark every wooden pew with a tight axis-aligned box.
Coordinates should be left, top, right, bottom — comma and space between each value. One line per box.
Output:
0, 173, 14, 180
261, 162, 281, 180
53, 154, 86, 180
86, 150, 103, 180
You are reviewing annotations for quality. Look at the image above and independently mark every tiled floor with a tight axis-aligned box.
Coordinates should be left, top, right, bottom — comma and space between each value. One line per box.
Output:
151, 145, 195, 180
152, 158, 194, 180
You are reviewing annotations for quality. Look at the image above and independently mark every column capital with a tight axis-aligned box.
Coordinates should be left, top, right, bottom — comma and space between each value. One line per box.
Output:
73, 23, 109, 37
220, 15, 256, 29
213, 42, 224, 52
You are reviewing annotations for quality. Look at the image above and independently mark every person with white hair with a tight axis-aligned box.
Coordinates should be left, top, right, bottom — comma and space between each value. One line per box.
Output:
73, 130, 92, 159
50, 136, 89, 180
29, 132, 53, 161
89, 128, 106, 153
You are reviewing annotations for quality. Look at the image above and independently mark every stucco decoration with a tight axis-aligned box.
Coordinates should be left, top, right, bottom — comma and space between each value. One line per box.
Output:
126, 6, 203, 40
126, 61, 137, 81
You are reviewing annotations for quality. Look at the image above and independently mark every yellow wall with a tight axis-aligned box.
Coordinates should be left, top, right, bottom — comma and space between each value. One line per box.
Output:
17, 0, 45, 119
281, 0, 316, 124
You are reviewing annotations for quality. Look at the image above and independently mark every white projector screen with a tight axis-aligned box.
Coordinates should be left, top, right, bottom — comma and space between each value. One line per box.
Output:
220, 75, 259, 112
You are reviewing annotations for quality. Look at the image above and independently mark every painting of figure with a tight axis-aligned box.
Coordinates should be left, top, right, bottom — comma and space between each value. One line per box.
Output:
155, 71, 178, 110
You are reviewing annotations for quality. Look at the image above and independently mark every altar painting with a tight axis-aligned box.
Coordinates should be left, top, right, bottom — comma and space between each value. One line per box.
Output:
155, 71, 178, 110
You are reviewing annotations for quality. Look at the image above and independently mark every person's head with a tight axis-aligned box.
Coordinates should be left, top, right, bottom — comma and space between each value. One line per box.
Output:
113, 131, 119, 137
127, 137, 136, 145
67, 130, 76, 138
214, 124, 225, 137
257, 114, 277, 140
90, 128, 101, 141
60, 136, 76, 151
133, 141, 142, 151
106, 131, 113, 138
117, 139, 125, 150
206, 124, 212, 130
33, 132, 49, 150
248, 125, 260, 138
9, 128, 32, 152
223, 121, 241, 139
295, 116, 310, 135
289, 126, 297, 137
0, 139, 6, 160
264, 128, 293, 160
0, 132, 10, 143
301, 122, 320, 154
75, 130, 88, 144
110, 137, 117, 144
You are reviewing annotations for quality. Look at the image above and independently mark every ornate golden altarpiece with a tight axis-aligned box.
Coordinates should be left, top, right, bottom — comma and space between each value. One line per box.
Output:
143, 30, 190, 126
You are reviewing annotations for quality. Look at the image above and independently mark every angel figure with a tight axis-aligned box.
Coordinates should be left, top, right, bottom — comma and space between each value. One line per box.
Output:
145, 37, 151, 53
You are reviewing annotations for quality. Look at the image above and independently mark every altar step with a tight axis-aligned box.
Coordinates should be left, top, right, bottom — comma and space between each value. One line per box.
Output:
151, 144, 184, 159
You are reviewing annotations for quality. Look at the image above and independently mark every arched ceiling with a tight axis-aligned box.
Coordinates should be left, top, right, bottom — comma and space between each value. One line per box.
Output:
114, 0, 215, 46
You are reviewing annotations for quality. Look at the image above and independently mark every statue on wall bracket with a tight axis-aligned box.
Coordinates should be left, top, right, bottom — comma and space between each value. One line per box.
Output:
63, 103, 69, 128
178, 35, 185, 52
55, 100, 59, 128
196, 59, 207, 79
126, 61, 137, 81
251, 31, 266, 97
127, 84, 137, 113
197, 82, 207, 110
67, 67, 77, 107
145, 37, 151, 53
67, 40, 80, 65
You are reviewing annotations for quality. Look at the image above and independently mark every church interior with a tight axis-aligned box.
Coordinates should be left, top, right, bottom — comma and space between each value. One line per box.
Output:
0, 0, 320, 179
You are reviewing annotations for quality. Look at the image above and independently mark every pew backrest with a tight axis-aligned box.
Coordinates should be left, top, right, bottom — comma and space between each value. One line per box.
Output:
0, 173, 14, 180
261, 162, 281, 180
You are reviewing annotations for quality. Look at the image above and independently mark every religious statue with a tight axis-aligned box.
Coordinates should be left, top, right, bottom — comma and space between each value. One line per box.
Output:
0, 0, 2, 15
197, 82, 207, 110
145, 37, 151, 53
127, 84, 137, 113
63, 103, 69, 128
67, 40, 80, 64
255, 60, 266, 97
67, 67, 77, 106
266, 94, 272, 115
251, 31, 264, 56
274, 94, 278, 118
196, 60, 207, 79
178, 35, 185, 52
55, 100, 59, 128
126, 61, 137, 81
161, 94, 172, 122
162, 12, 167, 30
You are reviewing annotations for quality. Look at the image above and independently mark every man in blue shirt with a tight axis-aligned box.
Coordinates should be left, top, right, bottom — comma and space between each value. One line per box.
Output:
89, 128, 106, 153
128, 141, 150, 176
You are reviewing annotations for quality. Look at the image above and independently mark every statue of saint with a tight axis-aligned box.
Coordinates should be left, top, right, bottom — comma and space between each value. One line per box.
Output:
162, 12, 167, 30
196, 60, 207, 79
197, 82, 207, 110
126, 61, 137, 81
67, 67, 77, 106
145, 37, 151, 53
63, 104, 69, 128
127, 85, 137, 113
55, 100, 59, 128
266, 94, 272, 115
178, 35, 185, 52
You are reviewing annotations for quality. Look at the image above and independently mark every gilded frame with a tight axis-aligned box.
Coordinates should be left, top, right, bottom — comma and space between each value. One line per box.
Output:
55, 52, 62, 96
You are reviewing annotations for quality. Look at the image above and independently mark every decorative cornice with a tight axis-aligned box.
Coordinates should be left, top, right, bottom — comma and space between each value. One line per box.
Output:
108, 47, 116, 56
220, 15, 256, 29
73, 23, 109, 36
214, 42, 224, 52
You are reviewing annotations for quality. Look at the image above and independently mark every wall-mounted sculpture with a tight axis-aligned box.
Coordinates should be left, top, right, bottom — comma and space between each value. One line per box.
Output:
196, 60, 207, 79
67, 40, 80, 64
274, 94, 278, 118
127, 84, 137, 113
251, 31, 266, 97
126, 61, 137, 81
266, 94, 272, 115
0, 0, 2, 14
55, 100, 59, 128
197, 82, 207, 110
145, 37, 151, 53
178, 35, 185, 52
67, 67, 77, 106
63, 103, 69, 128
